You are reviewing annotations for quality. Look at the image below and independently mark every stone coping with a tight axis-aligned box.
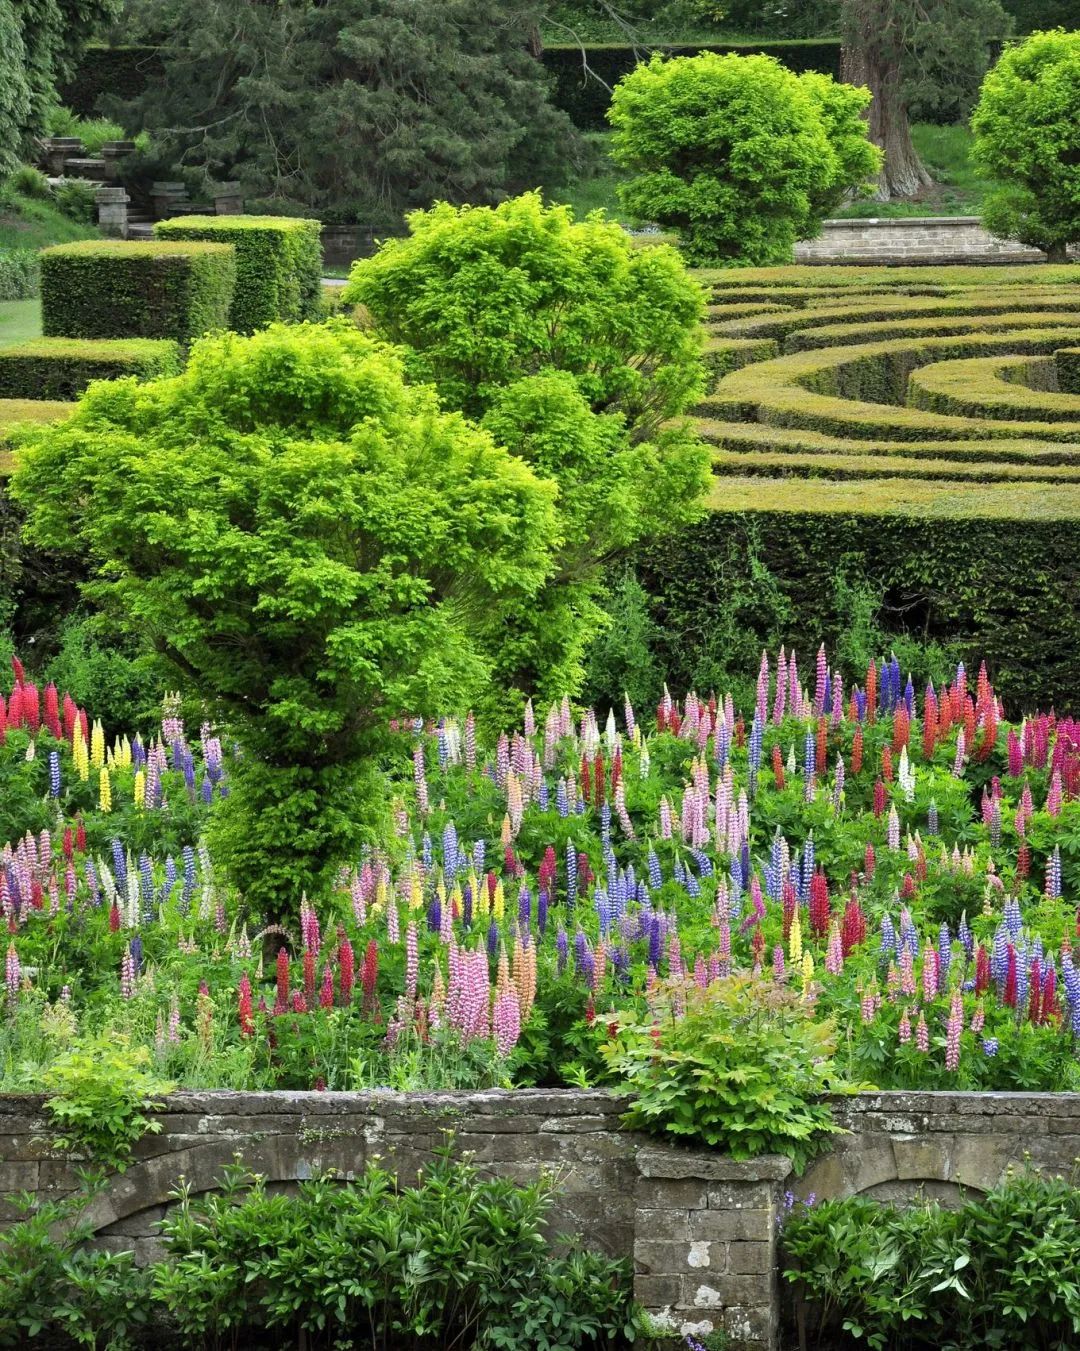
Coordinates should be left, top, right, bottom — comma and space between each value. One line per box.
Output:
818, 215, 984, 230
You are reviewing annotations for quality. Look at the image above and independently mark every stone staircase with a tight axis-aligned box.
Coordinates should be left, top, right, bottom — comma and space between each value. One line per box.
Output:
38, 137, 243, 238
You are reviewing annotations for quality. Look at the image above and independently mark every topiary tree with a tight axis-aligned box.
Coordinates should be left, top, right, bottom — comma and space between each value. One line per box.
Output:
972, 29, 1080, 263
606, 53, 879, 265
11, 322, 558, 918
342, 192, 712, 710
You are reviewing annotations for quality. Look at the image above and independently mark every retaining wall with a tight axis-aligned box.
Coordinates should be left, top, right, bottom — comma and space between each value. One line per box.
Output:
2, 1089, 1078, 1349
793, 215, 1073, 265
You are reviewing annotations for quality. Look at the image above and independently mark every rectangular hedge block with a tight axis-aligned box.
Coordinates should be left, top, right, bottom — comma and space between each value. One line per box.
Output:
153, 216, 322, 334
0, 338, 180, 401
40, 240, 236, 346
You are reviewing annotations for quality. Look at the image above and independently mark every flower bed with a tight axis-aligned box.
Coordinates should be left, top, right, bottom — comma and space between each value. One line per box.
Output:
1, 643, 1078, 1102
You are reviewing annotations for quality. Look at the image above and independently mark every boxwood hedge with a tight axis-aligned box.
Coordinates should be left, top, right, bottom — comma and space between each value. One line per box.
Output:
153, 216, 322, 334
41, 240, 236, 346
0, 338, 180, 401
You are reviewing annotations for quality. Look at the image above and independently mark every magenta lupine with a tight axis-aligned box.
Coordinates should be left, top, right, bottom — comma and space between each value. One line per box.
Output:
773, 648, 787, 725
1047, 770, 1063, 816
813, 644, 827, 716
756, 650, 769, 726
860, 986, 876, 1023
922, 949, 938, 1002
915, 1012, 930, 1052
493, 989, 521, 1055
970, 1004, 985, 1034
772, 944, 785, 981
898, 1008, 911, 1043
945, 990, 963, 1071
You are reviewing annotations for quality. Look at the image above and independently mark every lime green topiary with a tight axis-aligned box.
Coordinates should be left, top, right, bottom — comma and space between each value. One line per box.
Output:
973, 29, 1080, 261
607, 53, 880, 265
153, 215, 322, 334
41, 239, 236, 346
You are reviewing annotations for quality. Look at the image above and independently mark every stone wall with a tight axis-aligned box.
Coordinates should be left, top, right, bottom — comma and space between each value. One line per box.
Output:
793, 216, 1071, 265
3, 1089, 1080, 1349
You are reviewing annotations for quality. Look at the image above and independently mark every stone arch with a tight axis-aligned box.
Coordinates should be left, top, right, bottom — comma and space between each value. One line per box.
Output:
795, 1133, 1020, 1205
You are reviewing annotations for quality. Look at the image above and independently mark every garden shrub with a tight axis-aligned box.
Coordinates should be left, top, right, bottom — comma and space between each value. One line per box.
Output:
973, 29, 1080, 261
154, 1150, 643, 1349
0, 247, 39, 300
602, 974, 853, 1171
41, 239, 236, 345
11, 321, 559, 917
345, 192, 711, 710
0, 336, 180, 400
607, 53, 879, 265
43, 1032, 171, 1169
153, 215, 322, 333
783, 1169, 1080, 1350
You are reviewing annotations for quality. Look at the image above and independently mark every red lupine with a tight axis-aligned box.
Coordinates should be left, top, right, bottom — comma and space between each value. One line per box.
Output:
75, 815, 86, 853
852, 726, 863, 775
108, 902, 120, 932
772, 743, 785, 790
866, 661, 877, 723
276, 947, 290, 1011
339, 935, 355, 1002
841, 895, 867, 956
238, 974, 254, 1036
872, 779, 886, 818
361, 939, 378, 1012
892, 706, 909, 753
881, 745, 893, 782
43, 684, 61, 740
809, 869, 830, 938
320, 964, 334, 1010
975, 945, 991, 995
864, 842, 876, 880
303, 948, 316, 1005
781, 880, 797, 939
1004, 945, 1018, 1007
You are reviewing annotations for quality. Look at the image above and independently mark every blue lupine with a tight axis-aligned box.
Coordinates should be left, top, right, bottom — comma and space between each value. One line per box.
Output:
647, 849, 662, 890
519, 885, 532, 929
48, 751, 60, 797
538, 889, 548, 936
982, 1038, 999, 1057
556, 779, 569, 817
487, 919, 499, 958
130, 935, 143, 975
928, 800, 939, 836
462, 882, 473, 929
112, 839, 127, 891
538, 781, 549, 811
427, 895, 441, 934
566, 840, 578, 906
938, 922, 951, 984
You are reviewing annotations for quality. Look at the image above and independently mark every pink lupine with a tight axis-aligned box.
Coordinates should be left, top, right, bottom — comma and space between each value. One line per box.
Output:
915, 1012, 929, 1052
898, 1008, 911, 1043
493, 989, 521, 1056
945, 991, 963, 1072
405, 922, 419, 1002
5, 943, 19, 1007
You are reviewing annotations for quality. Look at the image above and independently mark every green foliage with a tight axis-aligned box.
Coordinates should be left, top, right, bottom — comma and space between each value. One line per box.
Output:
43, 1033, 171, 1168
0, 0, 122, 173
41, 239, 236, 345
153, 215, 319, 335
117, 0, 579, 229
44, 103, 127, 153
973, 29, 1080, 260
582, 566, 666, 715
346, 193, 710, 710
51, 177, 98, 225
0, 335, 179, 400
783, 1168, 1080, 1350
11, 321, 558, 915
0, 1194, 155, 1348
541, 40, 844, 130
607, 53, 879, 265
153, 1150, 643, 1348
0, 178, 99, 252
0, 248, 40, 302
601, 974, 852, 1170
43, 610, 166, 731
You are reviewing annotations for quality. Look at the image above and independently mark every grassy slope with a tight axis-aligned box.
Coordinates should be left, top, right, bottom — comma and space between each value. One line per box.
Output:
0, 191, 99, 252
545, 124, 988, 224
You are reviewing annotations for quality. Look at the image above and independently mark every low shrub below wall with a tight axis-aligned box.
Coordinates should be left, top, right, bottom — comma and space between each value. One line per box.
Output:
0, 250, 40, 302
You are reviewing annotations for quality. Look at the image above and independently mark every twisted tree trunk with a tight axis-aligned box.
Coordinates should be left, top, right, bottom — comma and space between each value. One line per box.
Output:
842, 0, 932, 201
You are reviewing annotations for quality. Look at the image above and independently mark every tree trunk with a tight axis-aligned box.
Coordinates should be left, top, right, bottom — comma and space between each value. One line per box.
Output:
842, 28, 932, 200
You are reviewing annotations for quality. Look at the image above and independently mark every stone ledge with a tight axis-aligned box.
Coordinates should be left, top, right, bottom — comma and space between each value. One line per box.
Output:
639, 1149, 791, 1181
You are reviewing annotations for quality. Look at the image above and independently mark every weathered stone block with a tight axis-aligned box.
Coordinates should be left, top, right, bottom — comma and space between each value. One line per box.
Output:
690, 1208, 773, 1242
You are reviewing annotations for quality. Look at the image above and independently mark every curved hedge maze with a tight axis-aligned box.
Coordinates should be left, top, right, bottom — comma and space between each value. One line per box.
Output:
695, 264, 1080, 519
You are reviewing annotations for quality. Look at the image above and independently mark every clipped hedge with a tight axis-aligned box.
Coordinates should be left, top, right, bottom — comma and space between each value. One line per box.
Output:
701, 263, 1080, 293
710, 446, 1080, 482
1055, 347, 1080, 393
0, 338, 180, 401
907, 355, 1080, 422
41, 240, 236, 346
634, 498, 1080, 713
543, 40, 842, 128
0, 400, 73, 474
153, 216, 322, 334
707, 326, 1080, 441
58, 44, 163, 115
0, 251, 40, 302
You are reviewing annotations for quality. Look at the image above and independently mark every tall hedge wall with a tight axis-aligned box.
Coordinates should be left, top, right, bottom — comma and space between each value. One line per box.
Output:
41, 241, 236, 347
631, 508, 1080, 716
58, 44, 163, 115
0, 338, 181, 401
542, 40, 842, 128
153, 216, 323, 334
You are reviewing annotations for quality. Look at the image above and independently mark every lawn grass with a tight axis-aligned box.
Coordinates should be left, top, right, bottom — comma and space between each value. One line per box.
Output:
546, 124, 990, 225
0, 299, 42, 349
0, 191, 99, 252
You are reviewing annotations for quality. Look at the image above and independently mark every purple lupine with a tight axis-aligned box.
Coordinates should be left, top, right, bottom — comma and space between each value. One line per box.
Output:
556, 926, 569, 973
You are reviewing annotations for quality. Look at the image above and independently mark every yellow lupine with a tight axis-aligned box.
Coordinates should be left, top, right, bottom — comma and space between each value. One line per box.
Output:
133, 768, 145, 807
801, 951, 814, 997
90, 719, 105, 770
99, 767, 112, 813
409, 871, 423, 911
492, 878, 504, 922
788, 907, 803, 965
